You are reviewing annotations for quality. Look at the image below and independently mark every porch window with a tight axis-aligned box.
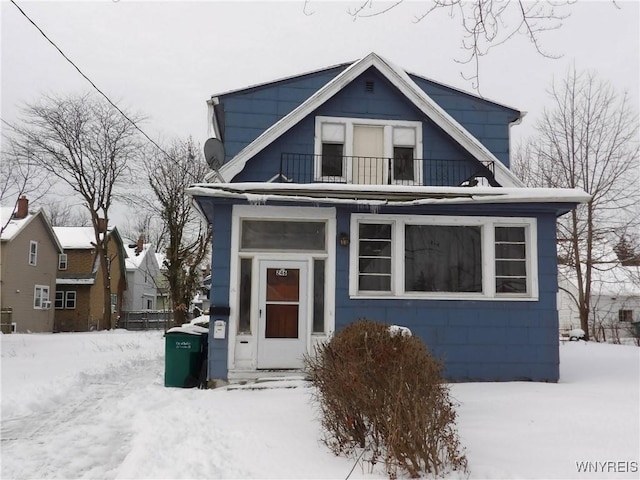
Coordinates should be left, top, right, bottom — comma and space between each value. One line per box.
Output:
351, 215, 537, 300
405, 225, 482, 293
495, 227, 528, 294
358, 223, 392, 292
241, 220, 326, 251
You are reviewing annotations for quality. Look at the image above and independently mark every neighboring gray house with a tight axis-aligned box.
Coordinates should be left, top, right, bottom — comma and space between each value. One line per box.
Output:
122, 237, 162, 312
0, 196, 63, 333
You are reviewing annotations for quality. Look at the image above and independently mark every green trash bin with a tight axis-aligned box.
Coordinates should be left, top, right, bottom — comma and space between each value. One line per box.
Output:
164, 327, 208, 388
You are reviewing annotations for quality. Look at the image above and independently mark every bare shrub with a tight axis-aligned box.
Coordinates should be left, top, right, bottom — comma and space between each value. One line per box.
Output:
305, 319, 467, 478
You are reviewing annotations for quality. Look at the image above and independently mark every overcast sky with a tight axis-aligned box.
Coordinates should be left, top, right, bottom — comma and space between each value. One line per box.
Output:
2, 1, 638, 145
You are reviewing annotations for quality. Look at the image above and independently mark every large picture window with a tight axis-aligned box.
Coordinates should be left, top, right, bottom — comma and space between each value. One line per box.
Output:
405, 225, 482, 293
350, 215, 536, 300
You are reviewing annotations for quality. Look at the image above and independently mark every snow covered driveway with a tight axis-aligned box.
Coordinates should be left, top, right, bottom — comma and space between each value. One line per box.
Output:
1, 331, 165, 479
2, 357, 158, 478
1, 330, 639, 479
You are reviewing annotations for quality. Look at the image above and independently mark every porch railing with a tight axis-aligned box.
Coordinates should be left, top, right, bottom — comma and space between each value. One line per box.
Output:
278, 153, 498, 187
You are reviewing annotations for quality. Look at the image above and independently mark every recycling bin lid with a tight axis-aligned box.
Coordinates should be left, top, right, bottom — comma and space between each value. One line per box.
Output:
165, 324, 209, 336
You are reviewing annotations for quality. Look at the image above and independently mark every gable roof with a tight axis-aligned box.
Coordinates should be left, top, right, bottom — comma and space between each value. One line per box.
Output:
53, 226, 97, 249
124, 242, 156, 270
207, 52, 524, 188
1, 206, 63, 253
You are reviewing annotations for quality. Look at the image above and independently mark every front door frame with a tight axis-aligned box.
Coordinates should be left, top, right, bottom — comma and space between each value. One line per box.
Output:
257, 258, 309, 369
227, 205, 337, 376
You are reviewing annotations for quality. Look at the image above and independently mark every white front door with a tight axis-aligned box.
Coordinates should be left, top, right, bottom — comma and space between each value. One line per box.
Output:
257, 260, 308, 369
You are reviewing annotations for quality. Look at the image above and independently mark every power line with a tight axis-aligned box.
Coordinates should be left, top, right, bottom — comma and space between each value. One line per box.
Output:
9, 0, 174, 161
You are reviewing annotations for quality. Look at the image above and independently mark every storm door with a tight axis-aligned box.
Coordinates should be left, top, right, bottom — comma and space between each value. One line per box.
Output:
257, 260, 308, 369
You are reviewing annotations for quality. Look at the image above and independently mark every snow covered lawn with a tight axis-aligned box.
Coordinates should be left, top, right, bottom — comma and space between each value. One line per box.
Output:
1, 331, 638, 479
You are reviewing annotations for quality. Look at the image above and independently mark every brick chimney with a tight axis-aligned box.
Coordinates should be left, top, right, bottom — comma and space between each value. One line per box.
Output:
135, 235, 144, 256
15, 196, 29, 219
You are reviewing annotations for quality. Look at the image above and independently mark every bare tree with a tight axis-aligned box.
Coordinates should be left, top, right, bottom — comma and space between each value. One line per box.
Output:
513, 68, 640, 340
311, 0, 584, 89
143, 137, 211, 327
9, 93, 142, 329
0, 133, 51, 233
45, 200, 91, 227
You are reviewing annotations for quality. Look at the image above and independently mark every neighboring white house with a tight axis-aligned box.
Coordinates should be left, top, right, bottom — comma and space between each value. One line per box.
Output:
121, 237, 162, 312
558, 264, 640, 341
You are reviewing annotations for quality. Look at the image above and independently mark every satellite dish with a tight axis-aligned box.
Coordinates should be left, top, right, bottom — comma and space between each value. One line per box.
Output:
203, 138, 226, 182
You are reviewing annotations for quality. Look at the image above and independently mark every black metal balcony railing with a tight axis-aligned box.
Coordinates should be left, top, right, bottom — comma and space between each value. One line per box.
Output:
278, 153, 498, 187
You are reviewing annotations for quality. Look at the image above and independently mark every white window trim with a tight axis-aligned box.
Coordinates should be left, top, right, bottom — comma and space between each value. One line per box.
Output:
228, 205, 337, 372
314, 116, 423, 185
55, 291, 64, 309
65, 291, 77, 309
349, 214, 538, 301
29, 241, 38, 266
33, 284, 50, 309
58, 253, 68, 270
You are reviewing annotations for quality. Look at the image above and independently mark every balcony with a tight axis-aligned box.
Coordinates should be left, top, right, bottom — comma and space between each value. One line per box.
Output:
278, 153, 498, 187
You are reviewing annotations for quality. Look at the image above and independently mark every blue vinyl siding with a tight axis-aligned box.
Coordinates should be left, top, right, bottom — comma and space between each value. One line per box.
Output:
200, 202, 232, 380
409, 74, 521, 167
233, 68, 485, 186
195, 196, 564, 382
217, 66, 347, 161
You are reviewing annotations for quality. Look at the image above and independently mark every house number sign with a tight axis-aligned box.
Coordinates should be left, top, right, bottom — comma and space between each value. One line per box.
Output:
275, 268, 288, 277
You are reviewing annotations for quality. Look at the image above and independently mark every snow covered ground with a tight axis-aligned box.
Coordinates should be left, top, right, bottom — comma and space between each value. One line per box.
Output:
1, 330, 638, 479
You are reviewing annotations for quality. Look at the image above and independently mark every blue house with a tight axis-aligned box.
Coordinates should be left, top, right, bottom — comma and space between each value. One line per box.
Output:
188, 53, 589, 384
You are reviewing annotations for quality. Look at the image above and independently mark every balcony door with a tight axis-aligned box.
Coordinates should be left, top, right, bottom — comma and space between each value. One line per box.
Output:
257, 260, 308, 369
353, 125, 384, 185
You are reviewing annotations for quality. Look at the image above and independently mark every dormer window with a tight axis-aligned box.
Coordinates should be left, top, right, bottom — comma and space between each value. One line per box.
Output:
315, 116, 422, 185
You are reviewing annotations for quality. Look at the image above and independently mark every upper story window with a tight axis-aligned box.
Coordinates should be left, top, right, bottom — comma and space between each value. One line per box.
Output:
58, 254, 68, 270
29, 241, 38, 266
350, 215, 537, 300
315, 116, 422, 185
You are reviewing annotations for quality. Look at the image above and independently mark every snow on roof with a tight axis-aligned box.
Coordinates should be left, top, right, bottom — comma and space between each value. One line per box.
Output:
0, 206, 32, 241
124, 242, 154, 269
155, 252, 167, 269
187, 182, 590, 211
53, 227, 97, 249
1, 206, 63, 252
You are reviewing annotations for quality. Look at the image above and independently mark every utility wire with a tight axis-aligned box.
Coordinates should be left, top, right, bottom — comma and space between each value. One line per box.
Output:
9, 0, 174, 161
